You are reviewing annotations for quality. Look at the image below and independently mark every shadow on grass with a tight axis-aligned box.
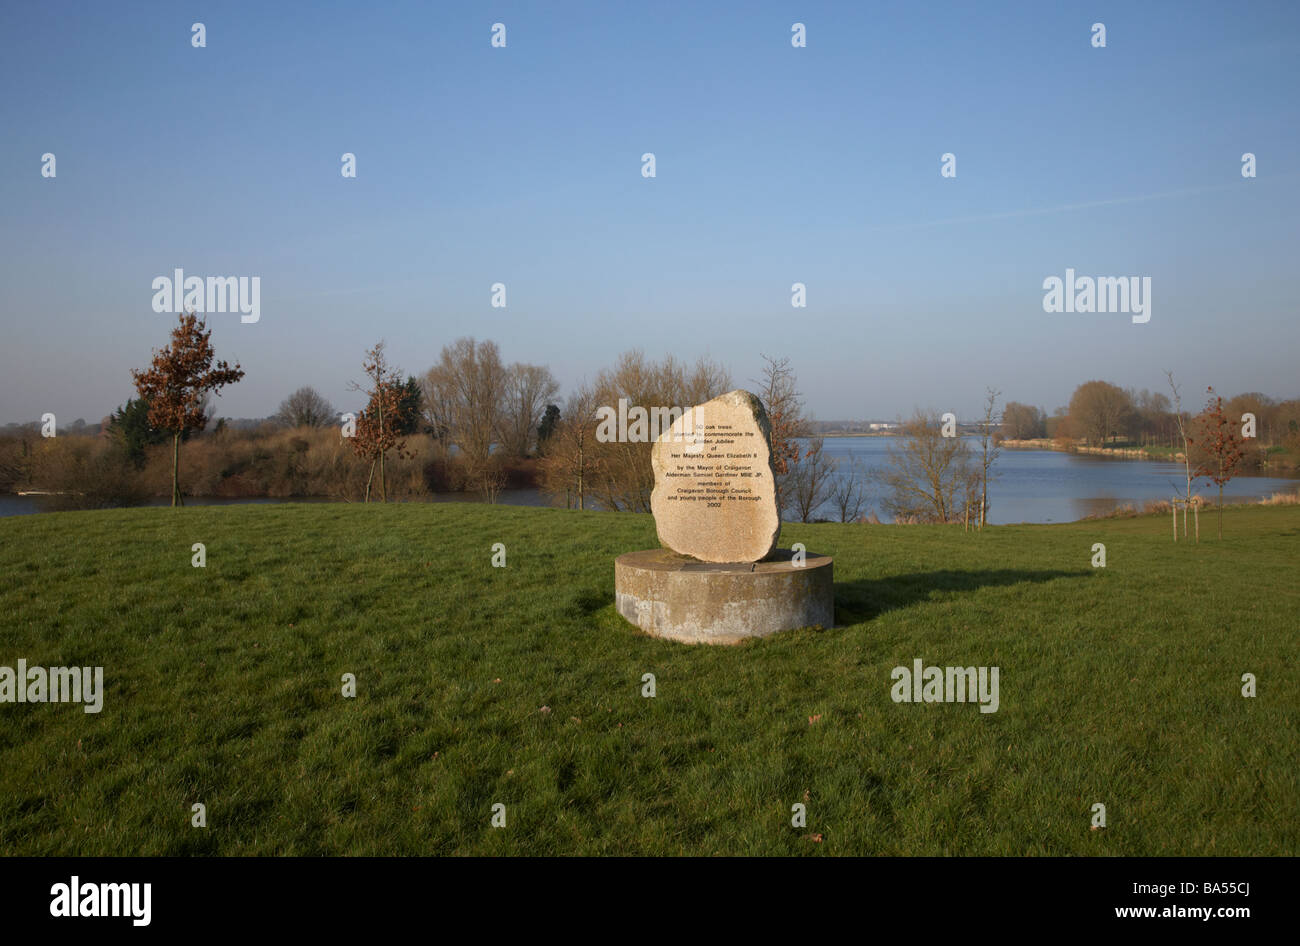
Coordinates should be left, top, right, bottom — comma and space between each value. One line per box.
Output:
834, 568, 1088, 624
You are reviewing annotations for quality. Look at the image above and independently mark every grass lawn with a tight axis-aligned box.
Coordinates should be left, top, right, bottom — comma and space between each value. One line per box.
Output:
1, 502, 1296, 856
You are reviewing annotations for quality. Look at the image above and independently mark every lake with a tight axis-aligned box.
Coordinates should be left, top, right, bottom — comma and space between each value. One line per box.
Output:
2, 438, 1294, 523
814, 436, 1298, 523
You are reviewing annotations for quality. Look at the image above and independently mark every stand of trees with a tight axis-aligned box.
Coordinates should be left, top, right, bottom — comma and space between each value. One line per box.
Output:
1000, 402, 1046, 440
11, 323, 1297, 525
1000, 379, 1300, 472
537, 351, 731, 512
422, 337, 559, 500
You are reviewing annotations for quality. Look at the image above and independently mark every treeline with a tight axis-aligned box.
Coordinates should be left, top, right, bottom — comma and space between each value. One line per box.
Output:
0, 323, 749, 510
537, 352, 881, 525
0, 333, 564, 508
999, 378, 1300, 471
0, 324, 833, 520
4, 313, 1295, 520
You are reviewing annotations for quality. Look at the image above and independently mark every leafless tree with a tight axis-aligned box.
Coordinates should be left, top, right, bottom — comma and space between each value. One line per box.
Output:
682, 355, 732, 407
1000, 402, 1046, 440
589, 350, 731, 512
881, 409, 975, 523
786, 436, 837, 522
1068, 380, 1136, 446
538, 384, 602, 509
424, 337, 508, 497
275, 386, 335, 428
753, 354, 808, 512
500, 363, 560, 458
829, 453, 869, 523
1165, 370, 1198, 535
977, 387, 1001, 528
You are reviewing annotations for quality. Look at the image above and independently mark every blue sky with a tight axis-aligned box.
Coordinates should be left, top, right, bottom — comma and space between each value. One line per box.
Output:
2, 0, 1298, 423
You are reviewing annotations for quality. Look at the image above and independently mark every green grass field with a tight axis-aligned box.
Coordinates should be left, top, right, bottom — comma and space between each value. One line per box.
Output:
1, 502, 1296, 855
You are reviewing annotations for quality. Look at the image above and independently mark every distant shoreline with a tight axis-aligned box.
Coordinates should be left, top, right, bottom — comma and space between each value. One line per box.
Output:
809, 433, 1298, 478
999, 438, 1163, 459
998, 438, 1298, 477
815, 430, 898, 438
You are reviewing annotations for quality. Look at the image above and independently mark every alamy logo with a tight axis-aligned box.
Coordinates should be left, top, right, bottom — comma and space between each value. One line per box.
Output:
595, 398, 697, 444
890, 659, 999, 713
152, 268, 260, 323
0, 660, 104, 713
50, 876, 151, 926
1042, 268, 1150, 323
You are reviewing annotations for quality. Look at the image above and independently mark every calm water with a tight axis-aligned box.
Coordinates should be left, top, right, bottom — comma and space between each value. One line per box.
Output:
814, 436, 1298, 523
2, 440, 1295, 523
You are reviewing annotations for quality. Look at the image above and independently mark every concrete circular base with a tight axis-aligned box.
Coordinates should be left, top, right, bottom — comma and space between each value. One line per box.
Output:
614, 548, 834, 644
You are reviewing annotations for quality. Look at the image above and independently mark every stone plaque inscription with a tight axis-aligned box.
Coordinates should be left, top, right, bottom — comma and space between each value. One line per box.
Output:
650, 389, 780, 563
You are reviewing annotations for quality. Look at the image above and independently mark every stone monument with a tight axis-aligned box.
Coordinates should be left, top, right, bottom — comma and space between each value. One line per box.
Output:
614, 389, 834, 644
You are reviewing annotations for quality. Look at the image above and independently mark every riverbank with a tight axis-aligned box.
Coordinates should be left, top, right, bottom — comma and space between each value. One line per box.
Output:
1000, 438, 1166, 459
997, 438, 1298, 475
8, 437, 1300, 523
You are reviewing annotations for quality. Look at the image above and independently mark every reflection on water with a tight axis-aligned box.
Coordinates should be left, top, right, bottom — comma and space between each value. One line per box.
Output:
1071, 495, 1127, 521
814, 437, 1298, 525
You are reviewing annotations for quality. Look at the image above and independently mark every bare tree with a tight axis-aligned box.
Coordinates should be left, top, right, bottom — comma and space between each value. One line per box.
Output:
424, 338, 508, 497
977, 387, 1001, 528
1133, 388, 1173, 447
276, 386, 335, 428
754, 354, 807, 512
1165, 370, 1199, 540
682, 355, 732, 407
589, 350, 731, 512
786, 437, 837, 522
500, 363, 559, 458
1068, 380, 1136, 446
829, 453, 869, 523
538, 385, 602, 509
1001, 402, 1046, 440
1046, 406, 1072, 442
881, 409, 974, 523
418, 372, 450, 444
959, 465, 983, 531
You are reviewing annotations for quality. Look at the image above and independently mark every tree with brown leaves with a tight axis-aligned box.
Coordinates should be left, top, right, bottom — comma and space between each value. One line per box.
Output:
1191, 386, 1247, 539
349, 341, 411, 503
131, 311, 245, 506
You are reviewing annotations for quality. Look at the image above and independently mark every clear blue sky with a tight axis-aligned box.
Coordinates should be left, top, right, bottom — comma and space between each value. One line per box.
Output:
2, 0, 1297, 424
